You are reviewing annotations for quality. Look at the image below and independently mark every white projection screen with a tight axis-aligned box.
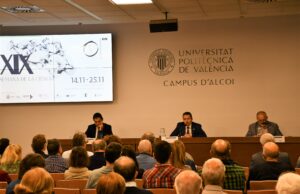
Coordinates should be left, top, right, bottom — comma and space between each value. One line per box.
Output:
0, 33, 113, 103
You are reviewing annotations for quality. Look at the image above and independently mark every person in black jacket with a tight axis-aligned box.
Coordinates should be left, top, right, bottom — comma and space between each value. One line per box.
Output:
170, 112, 207, 137
85, 112, 113, 138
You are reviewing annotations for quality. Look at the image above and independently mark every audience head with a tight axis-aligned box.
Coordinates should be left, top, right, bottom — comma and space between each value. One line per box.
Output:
174, 170, 202, 194
210, 139, 231, 160
47, 139, 61, 155
72, 132, 87, 147
182, 112, 193, 126
14, 167, 54, 194
276, 172, 300, 194
259, 133, 275, 146
154, 140, 172, 164
18, 153, 45, 179
114, 156, 136, 182
141, 132, 156, 150
263, 142, 279, 160
103, 135, 122, 145
69, 146, 89, 168
0, 144, 22, 164
96, 172, 125, 194
121, 145, 139, 169
93, 139, 107, 152
0, 138, 10, 156
202, 158, 225, 186
31, 134, 47, 153
256, 111, 268, 125
105, 142, 122, 164
138, 139, 152, 155
171, 140, 187, 169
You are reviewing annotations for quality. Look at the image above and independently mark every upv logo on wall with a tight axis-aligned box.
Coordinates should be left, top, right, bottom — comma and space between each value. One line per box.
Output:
147, 47, 236, 87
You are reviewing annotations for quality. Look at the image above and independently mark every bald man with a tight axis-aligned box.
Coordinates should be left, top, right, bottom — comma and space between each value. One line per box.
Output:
250, 133, 292, 169
114, 156, 152, 194
201, 158, 226, 194
136, 139, 156, 170
210, 139, 245, 191
174, 170, 202, 194
249, 142, 294, 181
246, 111, 283, 137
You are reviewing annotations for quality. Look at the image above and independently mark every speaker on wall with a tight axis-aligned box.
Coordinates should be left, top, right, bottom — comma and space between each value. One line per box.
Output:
149, 19, 178, 33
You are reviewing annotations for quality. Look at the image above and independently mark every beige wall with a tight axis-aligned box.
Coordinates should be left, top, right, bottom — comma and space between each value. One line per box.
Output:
1, 15, 300, 155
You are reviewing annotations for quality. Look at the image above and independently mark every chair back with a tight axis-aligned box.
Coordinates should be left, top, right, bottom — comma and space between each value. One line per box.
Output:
247, 190, 277, 194
0, 189, 5, 194
0, 182, 7, 189
223, 190, 243, 194
51, 173, 65, 181
250, 180, 277, 190
55, 179, 88, 193
147, 188, 176, 194
135, 179, 143, 189
53, 187, 80, 194
82, 189, 97, 194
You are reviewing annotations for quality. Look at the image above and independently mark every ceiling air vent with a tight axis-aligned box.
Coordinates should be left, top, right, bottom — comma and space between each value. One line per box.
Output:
1, 5, 44, 13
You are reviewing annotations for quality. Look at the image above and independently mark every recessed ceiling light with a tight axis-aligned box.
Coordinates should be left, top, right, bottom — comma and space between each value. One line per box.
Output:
110, 0, 152, 5
1, 5, 44, 13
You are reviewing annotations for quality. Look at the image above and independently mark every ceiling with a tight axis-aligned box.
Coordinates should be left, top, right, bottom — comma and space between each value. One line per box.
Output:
0, 0, 299, 26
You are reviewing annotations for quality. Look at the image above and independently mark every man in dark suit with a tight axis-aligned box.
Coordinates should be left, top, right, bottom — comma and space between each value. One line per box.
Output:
170, 112, 207, 137
114, 156, 153, 194
85, 112, 113, 138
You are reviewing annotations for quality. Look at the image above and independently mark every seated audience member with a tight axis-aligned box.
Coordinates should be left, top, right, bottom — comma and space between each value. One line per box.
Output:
141, 132, 156, 149
64, 146, 91, 179
86, 142, 122, 189
0, 144, 22, 174
249, 142, 294, 181
276, 172, 300, 194
14, 167, 54, 194
0, 138, 10, 158
0, 169, 11, 183
174, 170, 202, 194
136, 139, 156, 170
170, 112, 207, 137
62, 132, 93, 160
171, 140, 196, 171
143, 140, 181, 189
88, 139, 107, 170
45, 139, 68, 173
85, 112, 113, 139
121, 145, 144, 179
210, 139, 245, 191
6, 153, 45, 194
246, 111, 283, 137
103, 134, 122, 145
31, 134, 48, 158
114, 156, 152, 194
250, 133, 292, 169
96, 172, 125, 194
201, 158, 226, 194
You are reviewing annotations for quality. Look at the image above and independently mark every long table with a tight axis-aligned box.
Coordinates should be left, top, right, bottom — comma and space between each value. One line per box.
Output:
59, 137, 300, 167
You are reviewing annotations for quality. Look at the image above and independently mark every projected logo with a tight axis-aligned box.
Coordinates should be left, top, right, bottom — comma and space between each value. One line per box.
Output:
83, 41, 99, 57
8, 38, 74, 74
148, 49, 175, 76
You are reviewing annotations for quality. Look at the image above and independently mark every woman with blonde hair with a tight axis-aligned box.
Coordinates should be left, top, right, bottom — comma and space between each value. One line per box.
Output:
14, 167, 54, 194
0, 144, 22, 173
171, 140, 197, 171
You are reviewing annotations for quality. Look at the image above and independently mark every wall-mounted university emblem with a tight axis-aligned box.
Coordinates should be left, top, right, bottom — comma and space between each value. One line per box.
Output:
148, 48, 175, 76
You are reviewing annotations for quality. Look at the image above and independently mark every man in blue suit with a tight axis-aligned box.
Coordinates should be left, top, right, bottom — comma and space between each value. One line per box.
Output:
170, 112, 207, 137
85, 112, 113, 138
